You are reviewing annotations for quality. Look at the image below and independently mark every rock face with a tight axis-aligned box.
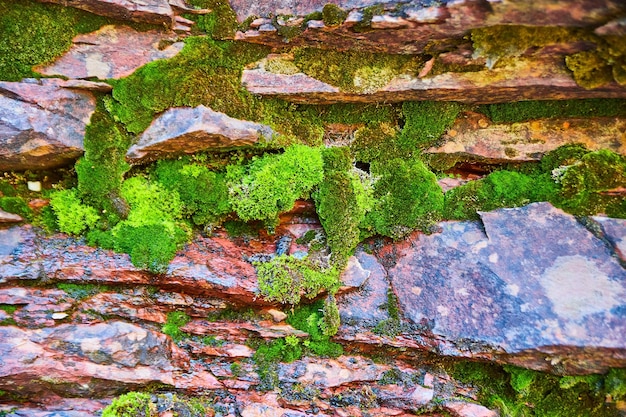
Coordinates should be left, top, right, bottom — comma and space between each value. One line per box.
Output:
242, 58, 626, 104
388, 203, 626, 374
126, 106, 276, 162
427, 113, 626, 163
36, 25, 185, 80
0, 80, 96, 171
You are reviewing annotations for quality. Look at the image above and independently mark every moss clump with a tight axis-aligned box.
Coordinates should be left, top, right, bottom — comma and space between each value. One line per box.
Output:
477, 99, 626, 123
153, 158, 231, 226
102, 392, 155, 417
286, 300, 344, 357
471, 25, 585, 68
162, 311, 191, 342
399, 101, 463, 151
255, 255, 339, 305
293, 48, 425, 93
364, 158, 444, 239
314, 147, 372, 263
228, 144, 324, 230
110, 37, 270, 134
566, 35, 626, 89
184, 0, 239, 39
76, 97, 132, 228
0, 196, 33, 221
49, 189, 100, 236
373, 289, 402, 337
0, 0, 114, 81
322, 4, 348, 26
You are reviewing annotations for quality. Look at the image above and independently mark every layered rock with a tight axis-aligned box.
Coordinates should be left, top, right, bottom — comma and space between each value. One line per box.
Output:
36, 25, 185, 80
0, 80, 96, 171
126, 106, 276, 162
426, 113, 626, 164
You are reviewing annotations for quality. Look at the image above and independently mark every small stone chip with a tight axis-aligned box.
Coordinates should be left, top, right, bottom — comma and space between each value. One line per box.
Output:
51, 312, 68, 320
27, 181, 41, 192
267, 309, 288, 322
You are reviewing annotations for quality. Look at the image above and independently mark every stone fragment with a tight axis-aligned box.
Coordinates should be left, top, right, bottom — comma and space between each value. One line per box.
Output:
0, 210, 23, 223
0, 321, 221, 399
388, 202, 626, 373
266, 309, 288, 322
127, 106, 275, 162
36, 25, 184, 80
444, 401, 499, 417
0, 287, 76, 328
36, 0, 176, 26
242, 58, 626, 104
27, 181, 41, 192
592, 216, 626, 263
426, 114, 626, 163
296, 356, 389, 388
0, 80, 95, 171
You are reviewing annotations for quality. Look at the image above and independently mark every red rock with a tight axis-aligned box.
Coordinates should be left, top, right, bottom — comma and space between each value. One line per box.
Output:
126, 106, 276, 162
444, 401, 499, 417
36, 25, 184, 80
0, 287, 76, 328
427, 114, 626, 163
182, 319, 308, 343
388, 202, 626, 374
295, 356, 389, 388
0, 80, 96, 171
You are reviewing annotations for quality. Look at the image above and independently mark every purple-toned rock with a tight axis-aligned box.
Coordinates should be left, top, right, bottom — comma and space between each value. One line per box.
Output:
389, 202, 626, 374
242, 57, 626, 104
592, 216, 626, 263
427, 114, 626, 163
127, 106, 276, 162
0, 80, 96, 171
0, 210, 22, 223
36, 0, 176, 26
0, 287, 76, 328
36, 25, 184, 80
0, 321, 221, 400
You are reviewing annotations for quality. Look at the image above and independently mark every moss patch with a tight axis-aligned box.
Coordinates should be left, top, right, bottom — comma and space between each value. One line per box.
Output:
477, 99, 626, 123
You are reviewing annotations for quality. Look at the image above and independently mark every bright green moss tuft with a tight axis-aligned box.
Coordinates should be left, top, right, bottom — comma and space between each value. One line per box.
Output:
102, 392, 155, 417
319, 295, 340, 337
228, 145, 324, 230
0, 196, 33, 221
49, 189, 100, 236
184, 0, 239, 39
286, 300, 343, 357
255, 255, 339, 305
364, 158, 444, 239
322, 4, 348, 26
162, 311, 191, 342
399, 101, 463, 151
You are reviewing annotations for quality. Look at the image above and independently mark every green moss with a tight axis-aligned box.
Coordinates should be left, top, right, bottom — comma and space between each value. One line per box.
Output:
373, 289, 402, 337
162, 311, 191, 342
352, 4, 385, 33
314, 147, 372, 263
0, 305, 17, 315
322, 4, 348, 26
184, 0, 239, 39
228, 145, 324, 230
255, 255, 339, 304
319, 295, 340, 337
399, 101, 463, 151
76, 97, 132, 228
286, 301, 343, 357
56, 283, 110, 300
364, 158, 444, 239
565, 35, 626, 89
471, 25, 586, 68
0, 196, 32, 221
293, 48, 425, 93
153, 158, 231, 226
478, 99, 626, 124
351, 122, 401, 163
49, 189, 100, 236
102, 392, 155, 417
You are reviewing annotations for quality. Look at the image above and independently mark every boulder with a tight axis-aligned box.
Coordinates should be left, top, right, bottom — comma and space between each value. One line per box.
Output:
36, 25, 184, 80
0, 80, 95, 171
126, 106, 276, 162
388, 202, 626, 374
426, 113, 626, 163
0, 210, 23, 223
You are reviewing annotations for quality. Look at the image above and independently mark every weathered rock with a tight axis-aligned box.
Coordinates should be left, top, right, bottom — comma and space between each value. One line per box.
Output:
0, 287, 75, 328
293, 356, 389, 388
592, 216, 626, 263
0, 80, 95, 171
36, 25, 184, 80
427, 113, 626, 163
242, 57, 626, 104
182, 319, 308, 343
37, 0, 177, 26
388, 202, 626, 374
0, 321, 221, 400
0, 210, 23, 223
126, 106, 276, 162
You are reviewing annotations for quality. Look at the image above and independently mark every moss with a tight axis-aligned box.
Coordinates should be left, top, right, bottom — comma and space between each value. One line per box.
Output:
286, 301, 343, 357
293, 48, 425, 93
183, 0, 239, 39
322, 4, 348, 26
255, 255, 339, 305
364, 158, 444, 239
399, 101, 463, 151
153, 158, 231, 226
0, 196, 33, 221
471, 25, 586, 68
351, 122, 401, 163
56, 283, 110, 300
373, 289, 402, 337
228, 145, 324, 230
162, 311, 191, 342
314, 147, 372, 264
352, 4, 385, 32
477, 99, 626, 124
0, 304, 18, 315
49, 189, 100, 236
76, 97, 132, 228
565, 35, 626, 89
102, 392, 155, 417
319, 295, 340, 337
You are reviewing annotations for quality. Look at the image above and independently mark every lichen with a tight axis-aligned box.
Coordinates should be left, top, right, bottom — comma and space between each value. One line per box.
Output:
322, 4, 348, 27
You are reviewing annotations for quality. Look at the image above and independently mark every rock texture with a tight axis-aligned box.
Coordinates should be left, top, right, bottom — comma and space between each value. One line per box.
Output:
0, 80, 96, 171
127, 106, 276, 162
36, 25, 185, 80
242, 57, 626, 104
387, 202, 626, 374
427, 113, 626, 163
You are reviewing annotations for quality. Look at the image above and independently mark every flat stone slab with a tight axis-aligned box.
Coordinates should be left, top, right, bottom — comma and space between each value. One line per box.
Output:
36, 25, 184, 80
127, 105, 276, 162
0, 80, 95, 171
426, 114, 626, 163
389, 202, 626, 374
